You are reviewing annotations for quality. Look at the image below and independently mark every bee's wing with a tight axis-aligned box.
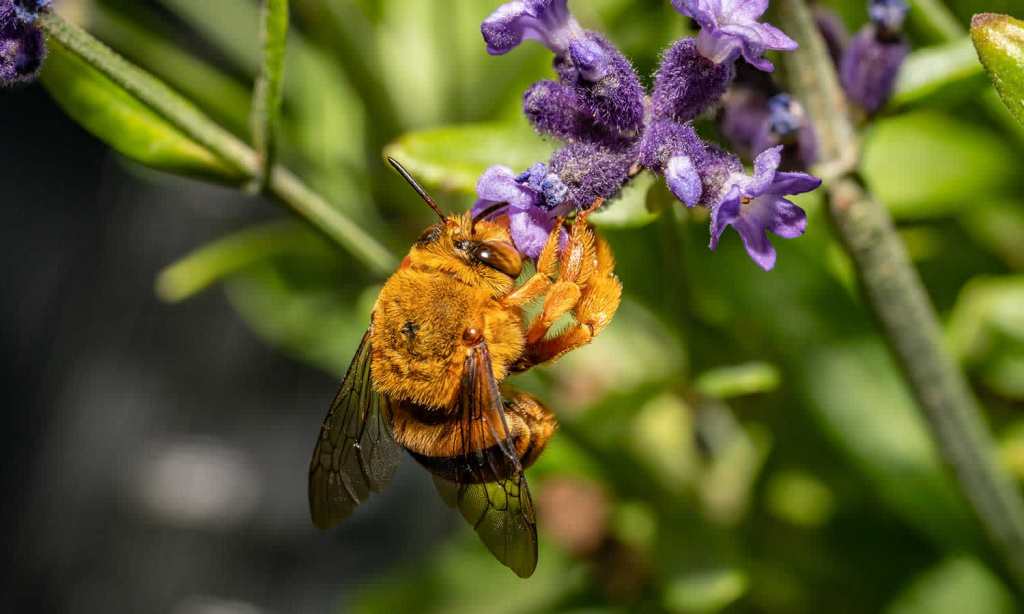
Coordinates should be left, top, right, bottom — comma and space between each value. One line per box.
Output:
432, 341, 539, 578
308, 329, 401, 529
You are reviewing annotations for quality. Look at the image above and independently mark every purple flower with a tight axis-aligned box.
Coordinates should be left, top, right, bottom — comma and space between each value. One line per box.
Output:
482, 0, 583, 56
472, 164, 570, 259
840, 26, 908, 114
651, 38, 735, 123
671, 0, 798, 71
719, 86, 770, 160
523, 80, 592, 142
549, 141, 636, 210
709, 146, 821, 270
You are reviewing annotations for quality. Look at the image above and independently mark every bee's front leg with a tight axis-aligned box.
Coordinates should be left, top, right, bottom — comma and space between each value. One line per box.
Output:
515, 220, 621, 370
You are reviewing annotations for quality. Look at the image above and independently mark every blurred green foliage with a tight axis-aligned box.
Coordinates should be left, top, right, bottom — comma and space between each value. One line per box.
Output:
39, 0, 1024, 611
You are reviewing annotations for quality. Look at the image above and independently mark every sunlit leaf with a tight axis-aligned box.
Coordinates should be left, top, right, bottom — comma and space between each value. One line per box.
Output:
948, 275, 1024, 399
884, 556, 1015, 614
40, 38, 243, 182
971, 13, 1024, 126
383, 121, 556, 193
891, 37, 987, 107
693, 362, 781, 399
861, 111, 1021, 218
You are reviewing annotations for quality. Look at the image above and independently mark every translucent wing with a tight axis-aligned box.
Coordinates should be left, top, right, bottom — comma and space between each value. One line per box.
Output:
432, 342, 539, 578
308, 329, 401, 529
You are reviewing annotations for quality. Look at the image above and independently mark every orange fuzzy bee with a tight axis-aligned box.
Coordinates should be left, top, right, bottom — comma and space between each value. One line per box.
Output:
308, 158, 622, 577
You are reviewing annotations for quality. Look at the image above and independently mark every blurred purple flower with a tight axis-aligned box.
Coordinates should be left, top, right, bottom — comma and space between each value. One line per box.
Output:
753, 93, 818, 169
840, 26, 908, 114
472, 164, 570, 259
869, 0, 909, 39
710, 146, 821, 270
671, 0, 797, 71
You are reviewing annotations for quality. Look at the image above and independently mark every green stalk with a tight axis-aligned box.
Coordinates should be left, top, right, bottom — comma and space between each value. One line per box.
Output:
252, 0, 289, 191
777, 0, 1024, 592
38, 11, 397, 276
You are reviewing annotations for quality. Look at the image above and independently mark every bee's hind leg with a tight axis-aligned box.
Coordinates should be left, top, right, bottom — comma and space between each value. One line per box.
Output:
501, 387, 557, 469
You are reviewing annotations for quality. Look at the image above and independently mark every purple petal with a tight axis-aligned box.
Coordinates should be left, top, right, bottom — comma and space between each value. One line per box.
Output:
568, 37, 610, 81
747, 145, 783, 195
728, 0, 769, 20
509, 205, 555, 259
767, 171, 822, 196
481, 0, 579, 56
709, 187, 742, 250
475, 165, 534, 209
732, 216, 777, 270
765, 197, 808, 238
666, 155, 703, 207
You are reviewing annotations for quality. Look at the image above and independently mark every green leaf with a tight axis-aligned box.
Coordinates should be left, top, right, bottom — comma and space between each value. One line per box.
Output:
861, 111, 1021, 219
88, 4, 252, 137
663, 569, 748, 614
948, 276, 1024, 399
693, 362, 781, 399
156, 221, 315, 303
40, 38, 243, 182
891, 37, 987, 107
797, 340, 978, 550
252, 0, 289, 189
589, 171, 665, 229
972, 13, 1024, 126
884, 556, 1015, 614
383, 122, 556, 193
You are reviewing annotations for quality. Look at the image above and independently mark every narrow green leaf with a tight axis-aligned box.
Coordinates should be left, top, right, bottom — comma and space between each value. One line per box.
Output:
40, 38, 243, 182
384, 122, 555, 193
156, 221, 315, 303
89, 4, 252, 136
252, 0, 289, 190
693, 362, 782, 399
972, 13, 1024, 126
891, 37, 987, 107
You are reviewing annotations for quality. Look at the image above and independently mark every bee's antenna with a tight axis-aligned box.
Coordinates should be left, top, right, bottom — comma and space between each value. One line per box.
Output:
387, 156, 445, 221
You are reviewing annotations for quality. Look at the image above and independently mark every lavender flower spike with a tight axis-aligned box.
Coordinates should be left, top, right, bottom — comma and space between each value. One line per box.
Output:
672, 0, 797, 71
471, 164, 569, 259
710, 146, 821, 270
482, 0, 582, 56
0, 0, 49, 86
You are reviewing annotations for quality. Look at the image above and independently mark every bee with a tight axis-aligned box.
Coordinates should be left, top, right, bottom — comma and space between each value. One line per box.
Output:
308, 158, 622, 577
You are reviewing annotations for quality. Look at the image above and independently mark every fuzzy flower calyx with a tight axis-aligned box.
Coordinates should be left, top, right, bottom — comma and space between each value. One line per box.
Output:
710, 146, 821, 270
671, 0, 797, 71
0, 0, 49, 86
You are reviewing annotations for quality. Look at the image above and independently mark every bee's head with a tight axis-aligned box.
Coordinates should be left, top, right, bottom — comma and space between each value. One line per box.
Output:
387, 157, 523, 286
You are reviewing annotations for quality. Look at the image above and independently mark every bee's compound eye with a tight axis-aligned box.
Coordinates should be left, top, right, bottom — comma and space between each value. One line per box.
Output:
462, 327, 483, 345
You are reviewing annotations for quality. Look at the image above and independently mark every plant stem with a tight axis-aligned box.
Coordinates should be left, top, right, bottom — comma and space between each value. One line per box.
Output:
38, 11, 397, 276
252, 0, 289, 191
777, 0, 1024, 591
